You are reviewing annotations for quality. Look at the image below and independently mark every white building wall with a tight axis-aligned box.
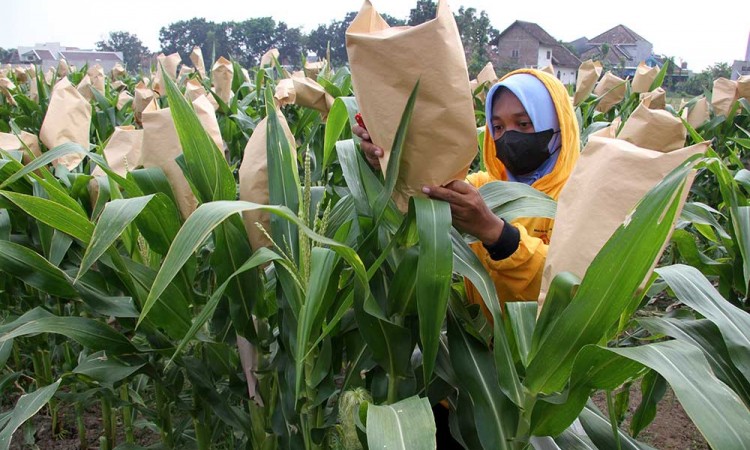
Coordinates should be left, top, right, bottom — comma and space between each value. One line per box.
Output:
537, 46, 553, 68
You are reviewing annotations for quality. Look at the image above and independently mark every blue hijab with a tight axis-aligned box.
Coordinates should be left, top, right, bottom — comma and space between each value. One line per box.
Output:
485, 74, 561, 185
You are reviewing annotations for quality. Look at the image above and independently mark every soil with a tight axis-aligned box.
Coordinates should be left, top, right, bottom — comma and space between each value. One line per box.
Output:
592, 387, 709, 450
8, 404, 159, 450
8, 388, 708, 450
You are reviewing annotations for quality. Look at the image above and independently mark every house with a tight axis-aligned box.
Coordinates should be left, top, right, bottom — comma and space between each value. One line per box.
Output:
492, 20, 581, 85
575, 25, 653, 77
731, 32, 750, 80
12, 43, 123, 72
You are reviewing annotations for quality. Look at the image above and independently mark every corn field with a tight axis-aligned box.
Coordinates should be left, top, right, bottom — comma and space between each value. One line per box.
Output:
0, 51, 749, 450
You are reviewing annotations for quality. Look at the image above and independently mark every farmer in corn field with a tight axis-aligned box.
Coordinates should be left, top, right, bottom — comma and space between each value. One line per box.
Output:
354, 69, 580, 308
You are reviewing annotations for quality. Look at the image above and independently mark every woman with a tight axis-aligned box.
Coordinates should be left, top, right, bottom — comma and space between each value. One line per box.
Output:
355, 68, 580, 307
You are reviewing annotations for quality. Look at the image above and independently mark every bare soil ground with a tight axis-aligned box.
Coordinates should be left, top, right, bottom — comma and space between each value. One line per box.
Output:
592, 386, 708, 450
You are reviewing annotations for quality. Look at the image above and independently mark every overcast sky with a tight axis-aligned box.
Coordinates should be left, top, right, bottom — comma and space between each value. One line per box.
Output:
2, 0, 747, 72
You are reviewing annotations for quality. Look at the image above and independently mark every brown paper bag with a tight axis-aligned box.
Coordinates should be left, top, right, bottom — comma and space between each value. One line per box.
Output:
711, 77, 738, 117
14, 66, 28, 83
618, 103, 686, 151
631, 62, 658, 94
0, 77, 17, 106
27, 69, 38, 102
140, 98, 224, 218
346, 0, 477, 210
88, 64, 105, 94
0, 130, 41, 164
476, 61, 497, 87
573, 59, 603, 105
292, 76, 334, 114
154, 53, 181, 96
304, 61, 326, 79
687, 96, 710, 129
92, 126, 143, 177
77, 75, 94, 101
738, 75, 750, 100
40, 77, 91, 169
185, 78, 208, 103
192, 95, 224, 151
133, 81, 157, 122
540, 136, 707, 302
178, 65, 194, 82
190, 47, 206, 77
57, 59, 69, 77
261, 48, 280, 67
111, 62, 127, 79
239, 110, 297, 250
44, 67, 56, 84
593, 71, 627, 113
639, 87, 666, 110
211, 57, 234, 104
274, 78, 296, 106
0, 67, 7, 78
117, 90, 133, 110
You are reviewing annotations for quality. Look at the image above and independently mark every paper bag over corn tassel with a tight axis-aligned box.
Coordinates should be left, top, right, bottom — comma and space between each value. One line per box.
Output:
40, 77, 91, 169
91, 126, 143, 178
140, 96, 224, 218
211, 57, 234, 105
190, 47, 206, 77
573, 59, 602, 105
346, 0, 476, 211
739, 75, 750, 100
261, 48, 280, 67
593, 71, 626, 113
0, 131, 41, 164
239, 111, 297, 250
631, 62, 658, 94
712, 77, 738, 117
539, 103, 706, 305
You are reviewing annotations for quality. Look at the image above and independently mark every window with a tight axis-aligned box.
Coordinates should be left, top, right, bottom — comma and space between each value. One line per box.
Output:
512, 49, 519, 58
557, 71, 561, 79
546, 51, 551, 59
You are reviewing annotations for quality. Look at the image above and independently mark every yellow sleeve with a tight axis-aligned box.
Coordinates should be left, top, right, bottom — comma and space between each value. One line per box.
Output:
468, 222, 547, 306
466, 171, 493, 188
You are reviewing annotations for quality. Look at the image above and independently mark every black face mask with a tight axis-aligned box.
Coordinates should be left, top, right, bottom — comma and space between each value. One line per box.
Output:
494, 129, 557, 176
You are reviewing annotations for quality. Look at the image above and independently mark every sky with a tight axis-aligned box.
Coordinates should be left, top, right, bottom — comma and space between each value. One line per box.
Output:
1, 0, 748, 73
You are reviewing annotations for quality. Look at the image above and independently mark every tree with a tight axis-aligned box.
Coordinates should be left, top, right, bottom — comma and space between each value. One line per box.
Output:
454, 7, 499, 77
306, 12, 358, 66
159, 18, 229, 66
408, 0, 437, 25
96, 31, 150, 71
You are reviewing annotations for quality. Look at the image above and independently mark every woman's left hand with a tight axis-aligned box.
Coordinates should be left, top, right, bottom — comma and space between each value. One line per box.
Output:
422, 180, 504, 245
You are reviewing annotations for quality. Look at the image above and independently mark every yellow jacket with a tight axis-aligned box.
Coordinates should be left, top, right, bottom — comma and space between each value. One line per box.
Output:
465, 69, 580, 311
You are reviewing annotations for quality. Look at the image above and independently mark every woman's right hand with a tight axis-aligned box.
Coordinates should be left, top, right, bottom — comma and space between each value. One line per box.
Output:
352, 124, 383, 171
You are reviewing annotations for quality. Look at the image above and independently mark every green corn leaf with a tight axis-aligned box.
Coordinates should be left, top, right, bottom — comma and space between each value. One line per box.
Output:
0, 380, 61, 450
373, 81, 419, 223
163, 64, 236, 203
365, 396, 436, 450
629, 370, 667, 438
608, 340, 750, 449
0, 240, 77, 298
264, 87, 301, 261
656, 264, 750, 382
0, 191, 93, 243
73, 351, 145, 384
139, 201, 368, 328
77, 195, 154, 281
323, 96, 359, 169
414, 197, 452, 385
295, 247, 339, 398
450, 229, 524, 407
639, 316, 750, 406
447, 312, 517, 450
479, 181, 557, 222
0, 317, 136, 354
505, 302, 537, 367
